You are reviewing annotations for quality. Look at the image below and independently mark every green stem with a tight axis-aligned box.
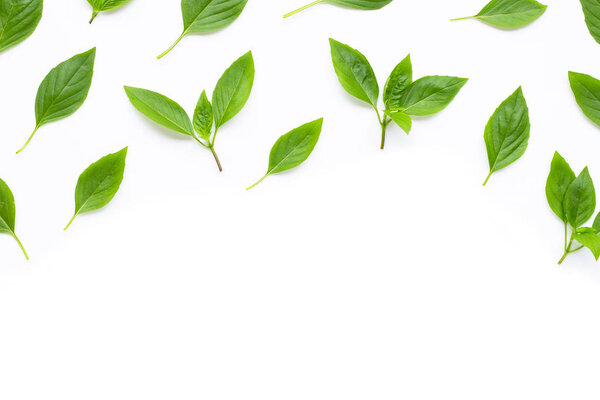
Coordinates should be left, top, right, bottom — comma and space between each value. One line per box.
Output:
12, 233, 29, 260
283, 0, 323, 18
246, 174, 268, 190
209, 145, 223, 172
558, 230, 582, 265
157, 32, 185, 59
89, 9, 99, 24
451, 16, 476, 22
64, 214, 77, 231
483, 171, 493, 186
16, 125, 40, 154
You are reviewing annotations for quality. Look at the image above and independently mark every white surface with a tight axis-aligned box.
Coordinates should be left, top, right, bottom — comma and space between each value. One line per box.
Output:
1, 0, 600, 398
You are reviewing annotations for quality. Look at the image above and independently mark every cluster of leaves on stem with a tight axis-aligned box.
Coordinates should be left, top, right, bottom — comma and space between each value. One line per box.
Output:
329, 38, 467, 149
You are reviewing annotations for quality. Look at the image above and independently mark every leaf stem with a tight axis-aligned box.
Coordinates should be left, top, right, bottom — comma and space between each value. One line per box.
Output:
483, 171, 493, 186
283, 0, 323, 18
246, 174, 268, 190
11, 233, 29, 260
209, 145, 223, 172
157, 32, 185, 59
16, 125, 40, 154
89, 9, 99, 24
64, 214, 77, 231
558, 230, 584, 265
450, 16, 476, 22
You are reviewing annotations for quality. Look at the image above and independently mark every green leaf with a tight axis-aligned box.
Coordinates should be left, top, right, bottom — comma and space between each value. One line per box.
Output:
394, 76, 468, 116
385, 111, 411, 134
17, 48, 96, 154
574, 231, 600, 260
569, 71, 600, 128
546, 152, 576, 222
383, 54, 412, 109
0, 0, 42, 53
565, 167, 596, 229
66, 148, 128, 230
452, 0, 547, 29
580, 0, 600, 45
158, 0, 248, 59
87, 0, 132, 23
0, 178, 28, 259
247, 119, 323, 190
593, 212, 600, 231
483, 87, 530, 185
329, 38, 379, 108
124, 86, 194, 136
212, 51, 254, 129
284, 0, 393, 18
193, 90, 213, 140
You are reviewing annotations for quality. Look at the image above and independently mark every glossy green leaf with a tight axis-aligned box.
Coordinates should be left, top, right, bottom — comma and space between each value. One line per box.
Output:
580, 0, 600, 45
574, 231, 600, 260
385, 111, 411, 134
87, 0, 132, 23
65, 148, 128, 230
284, 0, 393, 18
0, 178, 28, 259
247, 118, 323, 190
394, 76, 468, 116
193, 90, 213, 140
569, 71, 600, 128
0, 0, 42, 53
483, 87, 530, 185
17, 48, 96, 154
158, 0, 248, 59
565, 167, 596, 229
124, 86, 194, 136
452, 0, 547, 29
546, 152, 576, 222
383, 54, 412, 109
212, 51, 254, 129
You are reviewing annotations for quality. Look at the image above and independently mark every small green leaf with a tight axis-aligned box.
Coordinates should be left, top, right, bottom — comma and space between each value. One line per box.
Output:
158, 0, 248, 59
247, 118, 323, 190
580, 0, 600, 45
212, 51, 254, 129
452, 0, 547, 29
284, 0, 393, 18
193, 90, 213, 140
565, 167, 596, 229
383, 54, 412, 109
574, 231, 600, 260
124, 86, 194, 136
329, 38, 379, 108
569, 71, 600, 128
0, 178, 28, 260
385, 111, 411, 134
394, 76, 468, 116
87, 0, 131, 23
66, 148, 128, 230
0, 0, 43, 53
546, 152, 576, 222
483, 87, 530, 185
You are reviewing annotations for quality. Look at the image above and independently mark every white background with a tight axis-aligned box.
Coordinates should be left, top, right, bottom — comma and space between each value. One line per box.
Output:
1, 0, 600, 398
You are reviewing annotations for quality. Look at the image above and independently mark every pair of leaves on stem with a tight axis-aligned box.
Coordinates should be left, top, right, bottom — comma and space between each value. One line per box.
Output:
452, 0, 547, 29
17, 47, 96, 154
329, 39, 468, 149
125, 51, 255, 172
158, 0, 248, 59
284, 0, 392, 19
483, 87, 530, 185
0, 178, 28, 260
87, 0, 131, 23
569, 71, 600, 129
546, 152, 600, 264
0, 0, 42, 53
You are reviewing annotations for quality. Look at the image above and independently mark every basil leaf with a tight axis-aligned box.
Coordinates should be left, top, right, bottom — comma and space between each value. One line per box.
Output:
124, 86, 194, 136
580, 0, 600, 45
452, 0, 547, 29
394, 76, 468, 116
17, 48, 96, 154
0, 178, 28, 260
247, 118, 323, 190
212, 51, 254, 129
284, 0, 393, 18
0, 0, 42, 53
546, 152, 576, 222
383, 54, 412, 109
569, 71, 600, 128
158, 0, 248, 59
593, 212, 600, 231
65, 148, 128, 230
483, 87, 530, 185
565, 167, 596, 229
574, 231, 600, 260
87, 0, 131, 23
385, 111, 411, 134
329, 38, 379, 108
193, 90, 213, 140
